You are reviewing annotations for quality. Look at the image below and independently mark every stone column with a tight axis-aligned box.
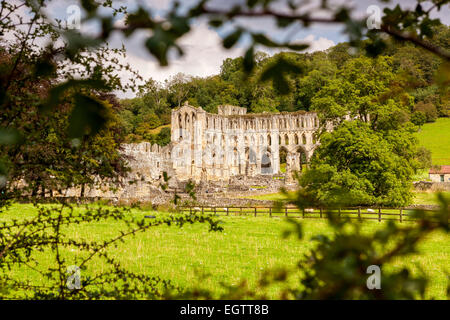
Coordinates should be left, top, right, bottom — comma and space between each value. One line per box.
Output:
272, 131, 280, 174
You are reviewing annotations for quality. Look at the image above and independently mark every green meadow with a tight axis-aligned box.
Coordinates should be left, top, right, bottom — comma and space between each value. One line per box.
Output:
416, 117, 450, 165
1, 203, 449, 299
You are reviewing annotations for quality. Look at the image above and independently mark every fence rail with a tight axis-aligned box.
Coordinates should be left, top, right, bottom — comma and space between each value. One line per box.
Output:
179, 206, 435, 222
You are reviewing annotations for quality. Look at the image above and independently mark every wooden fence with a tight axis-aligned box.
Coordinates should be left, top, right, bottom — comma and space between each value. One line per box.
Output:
179, 206, 432, 222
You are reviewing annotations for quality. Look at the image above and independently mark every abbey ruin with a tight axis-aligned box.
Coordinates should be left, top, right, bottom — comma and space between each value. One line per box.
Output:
168, 103, 320, 181
65, 103, 321, 201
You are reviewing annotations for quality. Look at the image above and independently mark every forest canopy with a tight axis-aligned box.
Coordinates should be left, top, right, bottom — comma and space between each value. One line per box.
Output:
119, 25, 449, 145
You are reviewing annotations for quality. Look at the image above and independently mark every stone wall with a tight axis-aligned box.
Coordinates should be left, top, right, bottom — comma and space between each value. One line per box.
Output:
413, 181, 450, 191
170, 102, 321, 182
59, 103, 318, 202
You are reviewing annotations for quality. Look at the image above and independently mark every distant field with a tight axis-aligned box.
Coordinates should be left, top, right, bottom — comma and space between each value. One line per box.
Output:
149, 124, 171, 135
412, 191, 450, 205
2, 203, 449, 299
416, 117, 450, 165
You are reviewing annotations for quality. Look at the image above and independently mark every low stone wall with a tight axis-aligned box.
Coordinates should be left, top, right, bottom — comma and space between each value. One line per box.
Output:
413, 181, 450, 191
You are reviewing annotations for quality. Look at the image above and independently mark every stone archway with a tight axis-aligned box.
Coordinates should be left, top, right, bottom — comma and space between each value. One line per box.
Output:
261, 147, 272, 174
296, 146, 308, 172
279, 146, 288, 174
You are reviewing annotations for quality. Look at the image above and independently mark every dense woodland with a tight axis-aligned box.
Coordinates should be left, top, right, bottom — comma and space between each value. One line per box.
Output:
119, 25, 450, 146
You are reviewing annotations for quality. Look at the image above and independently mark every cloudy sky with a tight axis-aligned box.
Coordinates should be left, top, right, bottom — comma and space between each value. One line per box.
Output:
24, 0, 450, 96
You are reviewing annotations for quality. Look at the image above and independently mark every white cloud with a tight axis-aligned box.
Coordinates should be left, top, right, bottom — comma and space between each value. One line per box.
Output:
114, 22, 245, 97
114, 24, 335, 98
302, 35, 335, 53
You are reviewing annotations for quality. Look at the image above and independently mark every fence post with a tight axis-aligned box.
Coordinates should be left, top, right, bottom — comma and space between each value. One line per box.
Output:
254, 207, 257, 217
201, 206, 204, 214
399, 208, 403, 223
358, 207, 361, 220
378, 208, 382, 222
320, 208, 323, 219
190, 207, 192, 214
269, 207, 272, 218
338, 208, 341, 218
240, 207, 242, 215
285, 207, 288, 217
302, 208, 305, 219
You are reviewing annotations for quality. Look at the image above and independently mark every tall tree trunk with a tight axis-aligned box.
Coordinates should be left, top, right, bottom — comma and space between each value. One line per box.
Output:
80, 183, 85, 198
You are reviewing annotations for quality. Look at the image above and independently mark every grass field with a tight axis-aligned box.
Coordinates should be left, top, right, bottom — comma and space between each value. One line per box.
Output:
416, 117, 450, 165
148, 124, 171, 135
1, 203, 448, 299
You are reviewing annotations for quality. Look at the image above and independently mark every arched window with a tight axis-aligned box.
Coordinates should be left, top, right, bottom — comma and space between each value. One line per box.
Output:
302, 134, 307, 145
261, 148, 272, 174
178, 114, 183, 138
294, 134, 299, 145
285, 134, 289, 145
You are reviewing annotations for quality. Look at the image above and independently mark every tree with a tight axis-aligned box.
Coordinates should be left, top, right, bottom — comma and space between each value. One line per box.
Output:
155, 127, 171, 146
166, 73, 192, 108
411, 111, 427, 128
414, 101, 438, 122
298, 121, 418, 207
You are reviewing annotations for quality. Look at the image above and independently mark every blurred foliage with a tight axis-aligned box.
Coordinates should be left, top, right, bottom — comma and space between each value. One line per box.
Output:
0, 0, 449, 300
174, 195, 449, 300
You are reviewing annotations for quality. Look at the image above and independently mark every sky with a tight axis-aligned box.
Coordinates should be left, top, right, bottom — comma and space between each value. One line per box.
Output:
7, 0, 450, 97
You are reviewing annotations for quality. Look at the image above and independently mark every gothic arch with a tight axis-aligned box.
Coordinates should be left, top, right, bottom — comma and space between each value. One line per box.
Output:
261, 147, 272, 174
302, 133, 307, 145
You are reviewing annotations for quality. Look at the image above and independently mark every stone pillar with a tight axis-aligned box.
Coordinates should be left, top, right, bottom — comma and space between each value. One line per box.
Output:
272, 131, 280, 174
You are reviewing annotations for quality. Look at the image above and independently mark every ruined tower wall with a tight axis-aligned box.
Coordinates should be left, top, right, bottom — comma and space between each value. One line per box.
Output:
169, 104, 320, 182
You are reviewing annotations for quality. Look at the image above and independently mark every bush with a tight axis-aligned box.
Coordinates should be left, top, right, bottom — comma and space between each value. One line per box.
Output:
411, 111, 427, 127
414, 101, 438, 122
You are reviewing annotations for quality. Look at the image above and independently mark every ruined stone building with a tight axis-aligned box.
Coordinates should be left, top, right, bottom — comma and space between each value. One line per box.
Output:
62, 103, 321, 200
169, 103, 320, 181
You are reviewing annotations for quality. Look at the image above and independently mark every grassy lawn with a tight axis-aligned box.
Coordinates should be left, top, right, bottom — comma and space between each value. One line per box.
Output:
1, 203, 448, 299
413, 191, 450, 205
416, 117, 450, 165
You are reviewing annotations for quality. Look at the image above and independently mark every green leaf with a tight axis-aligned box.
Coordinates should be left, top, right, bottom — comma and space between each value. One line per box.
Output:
260, 56, 304, 95
243, 46, 255, 72
0, 128, 22, 145
252, 33, 278, 47
34, 60, 56, 77
68, 94, 108, 138
223, 29, 243, 49
40, 79, 109, 112
286, 43, 309, 51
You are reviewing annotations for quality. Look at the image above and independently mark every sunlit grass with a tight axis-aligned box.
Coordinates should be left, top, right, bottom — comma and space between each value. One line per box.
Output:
413, 191, 450, 205
1, 203, 448, 299
416, 118, 450, 165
